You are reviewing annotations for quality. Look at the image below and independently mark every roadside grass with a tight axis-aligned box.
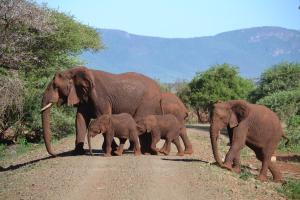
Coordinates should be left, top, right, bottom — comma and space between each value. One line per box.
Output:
277, 179, 300, 200
239, 167, 254, 181
0, 137, 60, 161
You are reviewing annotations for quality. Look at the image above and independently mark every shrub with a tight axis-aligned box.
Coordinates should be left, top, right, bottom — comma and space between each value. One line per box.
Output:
277, 179, 300, 200
256, 89, 300, 121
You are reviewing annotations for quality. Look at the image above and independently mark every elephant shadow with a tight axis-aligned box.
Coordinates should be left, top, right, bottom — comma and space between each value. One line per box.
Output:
161, 157, 210, 164
0, 149, 118, 172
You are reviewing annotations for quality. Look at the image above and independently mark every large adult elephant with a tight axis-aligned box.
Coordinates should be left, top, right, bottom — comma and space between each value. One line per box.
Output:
209, 100, 288, 182
41, 66, 163, 156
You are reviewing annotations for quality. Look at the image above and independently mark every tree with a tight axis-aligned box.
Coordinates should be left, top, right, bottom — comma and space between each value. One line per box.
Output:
250, 62, 300, 102
0, 0, 103, 143
0, 0, 53, 69
249, 62, 300, 151
187, 64, 254, 122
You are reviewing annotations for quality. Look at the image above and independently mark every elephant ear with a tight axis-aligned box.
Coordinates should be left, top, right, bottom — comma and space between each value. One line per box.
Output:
229, 101, 249, 128
67, 79, 80, 106
72, 69, 95, 103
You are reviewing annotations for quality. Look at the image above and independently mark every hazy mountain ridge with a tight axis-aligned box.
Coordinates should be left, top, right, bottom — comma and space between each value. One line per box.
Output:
81, 26, 300, 82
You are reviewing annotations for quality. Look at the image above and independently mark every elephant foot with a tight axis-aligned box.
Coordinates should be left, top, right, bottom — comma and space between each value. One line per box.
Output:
161, 150, 170, 156
134, 150, 142, 156
256, 175, 268, 182
114, 150, 123, 156
104, 153, 112, 157
176, 152, 184, 156
273, 177, 283, 183
73, 143, 85, 155
143, 152, 151, 155
222, 162, 233, 171
232, 166, 241, 174
184, 147, 193, 155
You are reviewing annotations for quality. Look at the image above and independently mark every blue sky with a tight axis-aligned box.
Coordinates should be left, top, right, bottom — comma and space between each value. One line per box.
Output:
36, 0, 300, 38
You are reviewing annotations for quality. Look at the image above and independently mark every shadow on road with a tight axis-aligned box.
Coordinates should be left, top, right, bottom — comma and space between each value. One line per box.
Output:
0, 150, 79, 172
161, 157, 210, 164
0, 148, 138, 172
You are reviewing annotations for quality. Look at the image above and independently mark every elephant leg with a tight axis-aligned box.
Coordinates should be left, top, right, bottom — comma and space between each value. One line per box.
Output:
162, 138, 172, 155
250, 146, 269, 182
104, 134, 113, 157
150, 131, 161, 155
159, 142, 167, 153
180, 126, 193, 154
268, 162, 283, 182
114, 138, 126, 156
74, 107, 90, 155
102, 135, 118, 153
139, 132, 152, 155
223, 125, 247, 170
232, 151, 241, 173
131, 133, 141, 156
172, 137, 184, 156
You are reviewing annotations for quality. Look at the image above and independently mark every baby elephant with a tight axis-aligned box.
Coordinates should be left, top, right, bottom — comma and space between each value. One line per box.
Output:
136, 114, 184, 156
88, 113, 141, 156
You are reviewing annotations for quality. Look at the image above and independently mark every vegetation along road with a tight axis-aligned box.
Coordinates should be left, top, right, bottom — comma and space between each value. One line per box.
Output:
1, 125, 299, 200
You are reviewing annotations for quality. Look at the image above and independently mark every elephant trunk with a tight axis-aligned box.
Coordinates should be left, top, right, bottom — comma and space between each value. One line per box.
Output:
210, 124, 223, 166
41, 102, 56, 156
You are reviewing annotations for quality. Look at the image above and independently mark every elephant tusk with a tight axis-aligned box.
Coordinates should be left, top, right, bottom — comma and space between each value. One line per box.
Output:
41, 103, 53, 112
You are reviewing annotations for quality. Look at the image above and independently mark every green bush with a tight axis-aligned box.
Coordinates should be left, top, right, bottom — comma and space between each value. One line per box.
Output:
278, 115, 300, 152
277, 179, 300, 200
257, 89, 300, 121
251, 62, 300, 102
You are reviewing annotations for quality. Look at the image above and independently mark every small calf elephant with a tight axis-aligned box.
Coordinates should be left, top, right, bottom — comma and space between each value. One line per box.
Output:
210, 100, 289, 182
88, 113, 141, 156
136, 114, 184, 156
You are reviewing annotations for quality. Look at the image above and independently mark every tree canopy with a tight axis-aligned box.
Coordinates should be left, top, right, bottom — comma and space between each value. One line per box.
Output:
188, 64, 254, 111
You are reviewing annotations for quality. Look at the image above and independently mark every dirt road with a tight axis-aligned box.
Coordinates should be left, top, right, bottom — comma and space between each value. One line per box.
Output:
1, 125, 295, 200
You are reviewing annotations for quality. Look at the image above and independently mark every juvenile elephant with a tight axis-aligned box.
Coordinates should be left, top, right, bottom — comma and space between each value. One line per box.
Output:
41, 66, 163, 156
137, 114, 184, 156
210, 100, 288, 182
161, 92, 193, 154
88, 113, 141, 156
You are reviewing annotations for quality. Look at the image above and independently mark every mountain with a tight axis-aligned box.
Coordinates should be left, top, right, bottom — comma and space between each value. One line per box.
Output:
81, 26, 300, 82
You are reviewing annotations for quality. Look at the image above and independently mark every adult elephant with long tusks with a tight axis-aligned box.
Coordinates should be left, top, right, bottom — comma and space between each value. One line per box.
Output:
41, 66, 163, 156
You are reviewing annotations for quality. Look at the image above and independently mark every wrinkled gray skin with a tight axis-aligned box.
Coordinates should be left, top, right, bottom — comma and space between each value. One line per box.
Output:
88, 113, 141, 156
210, 100, 288, 182
137, 114, 184, 156
41, 66, 162, 156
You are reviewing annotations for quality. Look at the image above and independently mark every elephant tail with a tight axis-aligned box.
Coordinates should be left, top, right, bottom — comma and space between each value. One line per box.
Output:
160, 98, 165, 115
282, 134, 290, 146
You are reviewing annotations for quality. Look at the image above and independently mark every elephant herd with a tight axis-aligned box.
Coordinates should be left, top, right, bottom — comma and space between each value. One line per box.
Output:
40, 66, 288, 182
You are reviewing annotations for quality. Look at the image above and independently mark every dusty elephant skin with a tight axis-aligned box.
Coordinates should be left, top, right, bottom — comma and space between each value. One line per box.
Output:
88, 113, 141, 156
137, 114, 184, 156
209, 99, 289, 182
128, 92, 193, 154
41, 66, 163, 156
161, 92, 193, 154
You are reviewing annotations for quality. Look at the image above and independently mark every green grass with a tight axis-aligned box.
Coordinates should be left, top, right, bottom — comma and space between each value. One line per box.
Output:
277, 179, 300, 199
239, 167, 254, 181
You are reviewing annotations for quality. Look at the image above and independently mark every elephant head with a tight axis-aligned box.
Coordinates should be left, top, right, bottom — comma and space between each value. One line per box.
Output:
136, 115, 156, 133
41, 66, 95, 156
209, 100, 249, 166
87, 114, 112, 155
